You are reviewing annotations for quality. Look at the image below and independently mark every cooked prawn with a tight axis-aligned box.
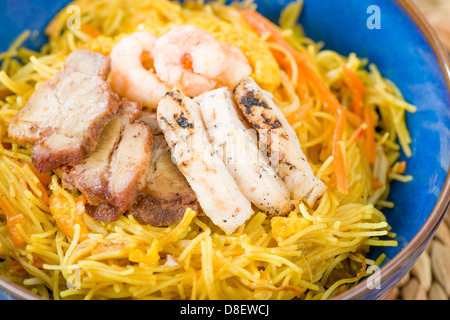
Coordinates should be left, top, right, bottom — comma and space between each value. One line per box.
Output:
153, 25, 252, 97
152, 25, 225, 97
217, 41, 253, 89
110, 32, 169, 109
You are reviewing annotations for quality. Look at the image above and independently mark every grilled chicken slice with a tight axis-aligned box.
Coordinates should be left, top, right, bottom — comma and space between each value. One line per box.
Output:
8, 50, 120, 173
157, 90, 253, 234
58, 99, 153, 219
233, 77, 326, 206
195, 87, 294, 216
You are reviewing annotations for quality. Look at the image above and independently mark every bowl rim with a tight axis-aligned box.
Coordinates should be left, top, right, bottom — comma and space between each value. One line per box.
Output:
0, 0, 450, 301
0, 275, 42, 300
336, 0, 450, 300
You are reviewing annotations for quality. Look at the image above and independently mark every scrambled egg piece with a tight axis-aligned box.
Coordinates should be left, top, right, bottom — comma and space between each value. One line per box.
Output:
271, 211, 310, 241
82, 35, 117, 56
129, 239, 160, 265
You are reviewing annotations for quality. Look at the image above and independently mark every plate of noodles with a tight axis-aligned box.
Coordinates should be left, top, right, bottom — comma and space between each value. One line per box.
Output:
0, 0, 449, 300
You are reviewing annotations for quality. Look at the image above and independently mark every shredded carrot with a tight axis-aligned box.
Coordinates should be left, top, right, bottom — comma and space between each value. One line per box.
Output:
266, 39, 311, 102
335, 284, 348, 295
372, 179, 384, 190
342, 64, 366, 95
8, 260, 22, 271
333, 139, 347, 193
0, 161, 48, 246
268, 45, 294, 78
286, 99, 313, 125
10, 162, 50, 204
363, 106, 376, 163
344, 83, 363, 118
0, 189, 27, 248
295, 64, 348, 193
345, 110, 363, 128
252, 284, 303, 296
349, 127, 365, 144
8, 260, 27, 277
27, 163, 52, 186
32, 257, 45, 269
241, 10, 290, 51
342, 65, 375, 163
90, 240, 137, 260
264, 32, 312, 124
286, 69, 313, 125
34, 182, 49, 205
5, 214, 26, 248
396, 161, 407, 174
8, 258, 45, 276
298, 63, 348, 193
296, 67, 311, 103
351, 88, 363, 119
0, 189, 17, 219
80, 23, 101, 38
355, 252, 368, 280
49, 193, 89, 241
241, 9, 348, 194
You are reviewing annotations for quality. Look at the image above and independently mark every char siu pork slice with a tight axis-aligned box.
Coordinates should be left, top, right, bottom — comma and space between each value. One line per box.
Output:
128, 134, 199, 226
58, 99, 154, 218
8, 50, 120, 173
127, 113, 199, 226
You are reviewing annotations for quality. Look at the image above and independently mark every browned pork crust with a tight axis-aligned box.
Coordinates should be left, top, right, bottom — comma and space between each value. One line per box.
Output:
59, 98, 153, 216
8, 50, 120, 173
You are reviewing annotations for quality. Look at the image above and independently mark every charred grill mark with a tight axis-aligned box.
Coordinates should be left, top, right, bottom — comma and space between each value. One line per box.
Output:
176, 116, 194, 129
265, 143, 272, 157
261, 112, 282, 129
239, 90, 269, 115
271, 120, 282, 129
238, 90, 282, 130
165, 91, 182, 103
159, 116, 174, 129
284, 161, 294, 171
290, 203, 295, 212
165, 92, 191, 127
181, 160, 190, 167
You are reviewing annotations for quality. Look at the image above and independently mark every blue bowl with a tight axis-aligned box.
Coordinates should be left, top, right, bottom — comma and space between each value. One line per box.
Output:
0, 0, 449, 300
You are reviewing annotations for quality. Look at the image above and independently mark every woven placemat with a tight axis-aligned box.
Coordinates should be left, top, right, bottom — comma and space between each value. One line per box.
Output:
383, 0, 450, 301
412, 0, 450, 52
384, 211, 450, 300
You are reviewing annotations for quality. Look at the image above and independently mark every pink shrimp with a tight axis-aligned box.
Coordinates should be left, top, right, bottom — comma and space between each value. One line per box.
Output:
217, 41, 253, 89
110, 32, 169, 109
152, 25, 252, 97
